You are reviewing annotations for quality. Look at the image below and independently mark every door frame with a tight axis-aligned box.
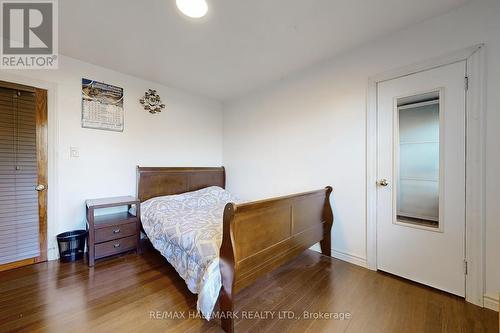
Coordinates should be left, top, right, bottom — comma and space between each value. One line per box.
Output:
34, 88, 48, 263
366, 44, 486, 307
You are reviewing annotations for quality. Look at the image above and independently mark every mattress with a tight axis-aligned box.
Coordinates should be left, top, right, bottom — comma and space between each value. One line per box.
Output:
140, 186, 237, 319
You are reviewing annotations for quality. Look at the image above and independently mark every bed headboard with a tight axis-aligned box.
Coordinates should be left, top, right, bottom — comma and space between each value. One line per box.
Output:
136, 166, 225, 202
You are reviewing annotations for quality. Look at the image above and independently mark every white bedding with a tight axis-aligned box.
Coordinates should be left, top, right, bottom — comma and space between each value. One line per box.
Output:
140, 186, 237, 319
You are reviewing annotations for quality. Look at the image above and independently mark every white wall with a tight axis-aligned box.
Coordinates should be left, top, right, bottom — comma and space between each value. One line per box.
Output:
223, 0, 500, 305
1, 55, 223, 260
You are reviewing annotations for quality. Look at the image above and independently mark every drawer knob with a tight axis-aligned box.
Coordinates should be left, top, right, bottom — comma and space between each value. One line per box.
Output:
113, 243, 121, 248
112, 229, 121, 234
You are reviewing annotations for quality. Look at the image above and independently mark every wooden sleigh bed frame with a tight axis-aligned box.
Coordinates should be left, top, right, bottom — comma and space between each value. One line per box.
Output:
136, 166, 333, 332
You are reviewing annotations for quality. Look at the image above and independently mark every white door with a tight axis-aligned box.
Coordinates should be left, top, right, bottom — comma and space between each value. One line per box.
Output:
376, 61, 466, 296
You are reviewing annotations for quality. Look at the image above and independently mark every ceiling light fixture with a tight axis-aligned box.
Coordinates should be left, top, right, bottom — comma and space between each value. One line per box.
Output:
176, 0, 208, 18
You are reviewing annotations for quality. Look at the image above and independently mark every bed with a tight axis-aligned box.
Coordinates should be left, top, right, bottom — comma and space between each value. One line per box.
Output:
136, 166, 333, 332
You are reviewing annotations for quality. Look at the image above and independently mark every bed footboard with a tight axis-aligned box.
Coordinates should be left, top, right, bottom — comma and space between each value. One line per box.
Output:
219, 186, 333, 332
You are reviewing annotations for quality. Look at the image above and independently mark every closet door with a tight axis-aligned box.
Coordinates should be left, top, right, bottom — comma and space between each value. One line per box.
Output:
0, 86, 47, 269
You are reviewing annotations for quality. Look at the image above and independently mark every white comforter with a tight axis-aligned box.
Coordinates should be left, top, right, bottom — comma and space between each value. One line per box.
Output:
140, 186, 237, 319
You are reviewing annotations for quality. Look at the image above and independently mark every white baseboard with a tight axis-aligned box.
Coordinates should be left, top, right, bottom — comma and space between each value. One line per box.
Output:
308, 244, 368, 268
331, 249, 368, 268
483, 295, 499, 312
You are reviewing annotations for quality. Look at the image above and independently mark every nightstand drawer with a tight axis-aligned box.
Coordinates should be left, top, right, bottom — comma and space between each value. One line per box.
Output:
94, 236, 136, 259
95, 222, 136, 243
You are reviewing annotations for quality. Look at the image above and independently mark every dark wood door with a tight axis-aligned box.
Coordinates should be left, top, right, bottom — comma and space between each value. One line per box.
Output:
0, 82, 47, 271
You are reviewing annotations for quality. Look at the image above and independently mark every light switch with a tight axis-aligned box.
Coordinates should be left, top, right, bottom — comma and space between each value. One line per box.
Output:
70, 146, 79, 158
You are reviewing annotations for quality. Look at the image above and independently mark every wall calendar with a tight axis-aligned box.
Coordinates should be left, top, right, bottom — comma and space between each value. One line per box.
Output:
82, 78, 124, 132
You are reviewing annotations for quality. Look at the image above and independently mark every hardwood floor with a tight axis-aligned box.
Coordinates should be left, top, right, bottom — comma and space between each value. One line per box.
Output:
0, 244, 497, 333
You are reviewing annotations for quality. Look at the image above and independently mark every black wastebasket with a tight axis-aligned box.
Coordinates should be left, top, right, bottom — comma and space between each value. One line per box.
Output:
56, 230, 87, 262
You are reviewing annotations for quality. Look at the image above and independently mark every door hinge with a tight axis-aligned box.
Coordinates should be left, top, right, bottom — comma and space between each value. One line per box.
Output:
465, 76, 469, 91
464, 260, 468, 275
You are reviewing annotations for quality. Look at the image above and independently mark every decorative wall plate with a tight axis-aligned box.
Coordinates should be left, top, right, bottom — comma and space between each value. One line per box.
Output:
140, 89, 165, 114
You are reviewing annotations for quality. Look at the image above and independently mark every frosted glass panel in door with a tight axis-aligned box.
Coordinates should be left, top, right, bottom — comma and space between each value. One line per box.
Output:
397, 99, 440, 226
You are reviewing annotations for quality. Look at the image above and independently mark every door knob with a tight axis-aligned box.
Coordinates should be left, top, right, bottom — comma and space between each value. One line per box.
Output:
35, 184, 46, 191
378, 179, 389, 187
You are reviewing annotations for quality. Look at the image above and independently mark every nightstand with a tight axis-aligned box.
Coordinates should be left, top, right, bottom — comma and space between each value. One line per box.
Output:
86, 196, 141, 267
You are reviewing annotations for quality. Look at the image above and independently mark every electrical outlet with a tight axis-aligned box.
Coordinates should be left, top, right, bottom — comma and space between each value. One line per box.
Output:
70, 146, 79, 158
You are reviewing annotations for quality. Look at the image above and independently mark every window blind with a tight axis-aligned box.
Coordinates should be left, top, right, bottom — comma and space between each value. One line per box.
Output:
0, 87, 40, 265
